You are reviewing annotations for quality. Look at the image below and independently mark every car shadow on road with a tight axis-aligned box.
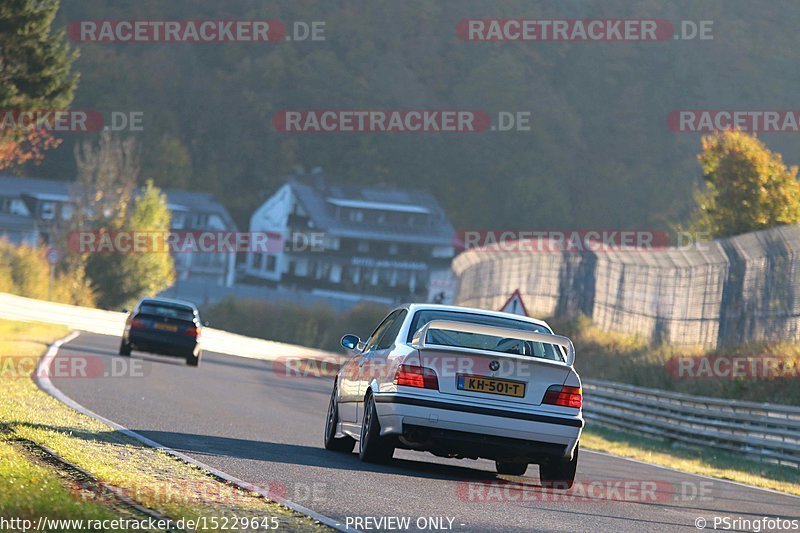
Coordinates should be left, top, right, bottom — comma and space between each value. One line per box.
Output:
134, 429, 502, 482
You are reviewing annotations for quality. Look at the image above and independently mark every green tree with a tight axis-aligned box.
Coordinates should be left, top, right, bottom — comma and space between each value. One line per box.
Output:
73, 133, 174, 308
0, 0, 78, 168
123, 180, 174, 303
85, 180, 174, 309
691, 130, 800, 239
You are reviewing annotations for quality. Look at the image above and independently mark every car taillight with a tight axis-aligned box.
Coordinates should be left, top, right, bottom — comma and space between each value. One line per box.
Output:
131, 319, 148, 329
394, 365, 439, 390
184, 327, 199, 338
542, 385, 582, 408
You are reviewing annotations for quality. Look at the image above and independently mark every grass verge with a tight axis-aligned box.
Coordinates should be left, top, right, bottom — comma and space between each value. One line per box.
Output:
0, 438, 123, 525
582, 425, 800, 495
0, 318, 327, 531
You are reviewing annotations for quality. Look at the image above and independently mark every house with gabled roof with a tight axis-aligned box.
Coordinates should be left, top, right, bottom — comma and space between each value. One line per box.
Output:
244, 169, 456, 302
0, 175, 238, 287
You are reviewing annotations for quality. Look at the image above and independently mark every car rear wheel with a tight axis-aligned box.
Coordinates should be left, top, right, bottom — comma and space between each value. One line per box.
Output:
118, 339, 131, 356
495, 460, 528, 476
324, 382, 356, 452
186, 349, 201, 367
539, 444, 578, 489
359, 393, 394, 464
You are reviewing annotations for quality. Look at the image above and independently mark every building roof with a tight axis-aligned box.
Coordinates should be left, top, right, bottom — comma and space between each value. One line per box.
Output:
0, 175, 72, 199
287, 173, 454, 246
0, 175, 236, 229
162, 189, 237, 230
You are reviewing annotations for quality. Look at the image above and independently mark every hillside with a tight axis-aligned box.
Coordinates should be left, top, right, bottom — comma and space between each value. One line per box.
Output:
25, 0, 800, 231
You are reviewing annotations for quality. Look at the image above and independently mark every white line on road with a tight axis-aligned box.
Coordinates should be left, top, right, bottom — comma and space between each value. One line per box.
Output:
35, 331, 360, 533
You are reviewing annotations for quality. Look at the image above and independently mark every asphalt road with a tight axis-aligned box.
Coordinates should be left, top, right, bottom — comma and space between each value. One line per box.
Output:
51, 332, 800, 532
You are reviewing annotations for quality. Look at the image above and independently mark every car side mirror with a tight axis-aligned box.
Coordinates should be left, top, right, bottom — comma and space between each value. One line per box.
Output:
121, 308, 129, 314
341, 334, 361, 351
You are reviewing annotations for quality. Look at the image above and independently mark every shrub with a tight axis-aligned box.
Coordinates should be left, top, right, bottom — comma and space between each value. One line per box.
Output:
204, 298, 390, 352
0, 238, 95, 306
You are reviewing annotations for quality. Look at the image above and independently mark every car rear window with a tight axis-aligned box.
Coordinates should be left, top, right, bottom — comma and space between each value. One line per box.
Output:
407, 310, 564, 361
138, 303, 195, 321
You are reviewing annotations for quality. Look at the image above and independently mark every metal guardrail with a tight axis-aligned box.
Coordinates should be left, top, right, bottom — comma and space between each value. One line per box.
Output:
583, 379, 800, 468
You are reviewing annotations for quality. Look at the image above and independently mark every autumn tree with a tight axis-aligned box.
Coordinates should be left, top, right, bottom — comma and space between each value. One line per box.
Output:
0, 0, 78, 169
691, 130, 800, 239
72, 130, 137, 227
71, 132, 174, 308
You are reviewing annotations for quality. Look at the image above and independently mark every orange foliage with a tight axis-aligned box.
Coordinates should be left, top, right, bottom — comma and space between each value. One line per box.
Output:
0, 129, 62, 170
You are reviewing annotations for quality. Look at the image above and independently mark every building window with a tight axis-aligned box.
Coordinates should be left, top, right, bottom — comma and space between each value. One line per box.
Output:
61, 204, 73, 220
349, 210, 363, 222
191, 213, 208, 228
357, 241, 369, 253
324, 236, 340, 250
40, 202, 55, 220
295, 259, 309, 277
330, 264, 342, 283
266, 255, 277, 272
388, 243, 399, 255
10, 199, 27, 216
432, 245, 454, 258
172, 213, 186, 229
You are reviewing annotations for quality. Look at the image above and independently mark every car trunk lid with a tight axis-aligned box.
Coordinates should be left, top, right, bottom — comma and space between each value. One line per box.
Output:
411, 320, 575, 406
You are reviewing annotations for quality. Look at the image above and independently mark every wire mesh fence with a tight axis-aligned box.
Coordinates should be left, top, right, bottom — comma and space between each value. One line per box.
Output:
452, 225, 800, 349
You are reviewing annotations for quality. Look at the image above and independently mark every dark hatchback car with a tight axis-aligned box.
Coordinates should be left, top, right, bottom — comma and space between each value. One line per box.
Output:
119, 297, 204, 366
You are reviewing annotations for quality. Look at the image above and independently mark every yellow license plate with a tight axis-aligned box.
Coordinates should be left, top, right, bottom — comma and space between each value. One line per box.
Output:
457, 374, 526, 398
154, 323, 178, 332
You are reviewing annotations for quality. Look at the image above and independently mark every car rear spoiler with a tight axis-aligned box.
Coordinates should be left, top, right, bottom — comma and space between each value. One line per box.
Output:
410, 319, 576, 367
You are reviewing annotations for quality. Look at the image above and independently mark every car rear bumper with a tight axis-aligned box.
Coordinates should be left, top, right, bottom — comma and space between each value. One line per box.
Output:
128, 330, 197, 357
373, 392, 582, 460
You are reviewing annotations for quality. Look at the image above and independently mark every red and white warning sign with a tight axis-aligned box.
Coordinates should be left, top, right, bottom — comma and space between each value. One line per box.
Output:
499, 289, 528, 316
